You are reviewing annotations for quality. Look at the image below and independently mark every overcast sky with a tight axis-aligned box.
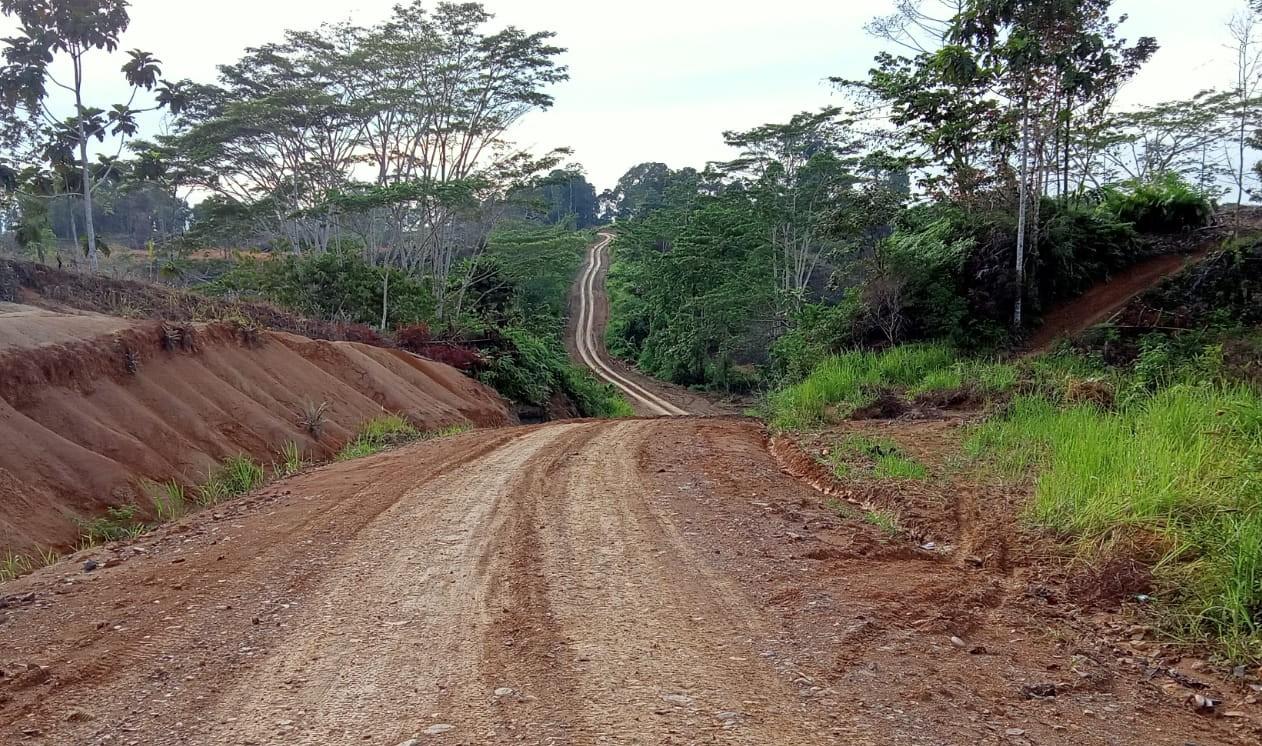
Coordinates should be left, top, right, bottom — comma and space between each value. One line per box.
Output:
5, 0, 1253, 191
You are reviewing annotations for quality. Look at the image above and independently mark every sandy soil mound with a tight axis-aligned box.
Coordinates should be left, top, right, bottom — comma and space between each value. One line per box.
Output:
0, 304, 510, 554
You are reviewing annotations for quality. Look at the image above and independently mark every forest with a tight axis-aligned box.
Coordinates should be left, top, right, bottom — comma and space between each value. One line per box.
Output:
0, 0, 1260, 664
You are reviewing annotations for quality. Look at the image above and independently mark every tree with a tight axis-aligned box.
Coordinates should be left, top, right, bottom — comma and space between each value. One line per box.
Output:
159, 2, 568, 320
0, 0, 185, 269
950, 0, 1156, 326
718, 109, 875, 315
1226, 5, 1262, 230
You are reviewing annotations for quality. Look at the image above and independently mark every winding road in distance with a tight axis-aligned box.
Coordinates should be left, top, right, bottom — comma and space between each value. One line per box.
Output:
572, 231, 706, 417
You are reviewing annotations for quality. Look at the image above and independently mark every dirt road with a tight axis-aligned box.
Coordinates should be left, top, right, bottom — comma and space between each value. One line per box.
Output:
571, 233, 733, 417
0, 418, 1249, 745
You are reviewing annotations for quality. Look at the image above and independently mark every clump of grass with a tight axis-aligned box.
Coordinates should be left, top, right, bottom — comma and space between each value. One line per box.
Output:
864, 508, 903, 536
273, 441, 306, 478
967, 384, 1262, 660
770, 344, 1017, 430
198, 455, 266, 506
77, 505, 146, 545
336, 417, 471, 461
145, 480, 188, 522
829, 434, 929, 482
336, 415, 420, 461
428, 423, 473, 439
1, 550, 32, 581
874, 452, 929, 480
36, 546, 59, 568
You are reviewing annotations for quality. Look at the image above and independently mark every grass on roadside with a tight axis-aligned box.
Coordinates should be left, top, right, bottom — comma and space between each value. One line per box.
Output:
828, 434, 930, 482
198, 455, 266, 506
770, 343, 1017, 430
967, 383, 1262, 661
336, 416, 472, 461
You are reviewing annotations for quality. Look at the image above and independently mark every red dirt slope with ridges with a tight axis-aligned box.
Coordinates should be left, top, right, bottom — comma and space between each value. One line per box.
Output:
0, 305, 510, 555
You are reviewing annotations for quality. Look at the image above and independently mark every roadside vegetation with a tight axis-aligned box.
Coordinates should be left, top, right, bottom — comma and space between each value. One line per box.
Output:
770, 330, 1262, 662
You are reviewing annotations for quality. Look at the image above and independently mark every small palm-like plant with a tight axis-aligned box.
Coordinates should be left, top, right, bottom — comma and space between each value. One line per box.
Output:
298, 400, 331, 440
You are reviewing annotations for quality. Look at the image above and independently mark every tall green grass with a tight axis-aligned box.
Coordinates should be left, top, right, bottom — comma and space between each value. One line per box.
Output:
968, 384, 1262, 659
769, 343, 1016, 429
198, 455, 266, 505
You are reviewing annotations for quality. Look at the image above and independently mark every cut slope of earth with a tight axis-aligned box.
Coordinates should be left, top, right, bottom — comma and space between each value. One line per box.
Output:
0, 303, 510, 555
0, 418, 1251, 744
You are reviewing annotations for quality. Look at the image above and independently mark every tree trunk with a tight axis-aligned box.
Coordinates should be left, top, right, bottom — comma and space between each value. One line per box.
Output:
1014, 96, 1031, 329
76, 118, 99, 271
380, 271, 390, 331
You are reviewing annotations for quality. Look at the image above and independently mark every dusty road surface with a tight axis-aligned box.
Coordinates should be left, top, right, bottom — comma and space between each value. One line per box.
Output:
0, 418, 1250, 745
570, 233, 734, 417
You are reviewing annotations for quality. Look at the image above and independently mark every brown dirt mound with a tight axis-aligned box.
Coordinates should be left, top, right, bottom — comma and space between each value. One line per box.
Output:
0, 305, 510, 555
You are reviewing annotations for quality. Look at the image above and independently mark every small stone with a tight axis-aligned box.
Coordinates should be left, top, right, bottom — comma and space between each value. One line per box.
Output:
660, 693, 694, 707
83, 559, 99, 573
494, 687, 514, 697
423, 724, 454, 736
950, 636, 968, 648
1005, 728, 1026, 736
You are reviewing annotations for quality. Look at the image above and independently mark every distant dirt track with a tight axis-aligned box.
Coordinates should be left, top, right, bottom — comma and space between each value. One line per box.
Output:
574, 233, 688, 416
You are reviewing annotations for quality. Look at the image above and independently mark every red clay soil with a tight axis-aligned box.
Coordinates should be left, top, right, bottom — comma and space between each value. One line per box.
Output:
0, 418, 1254, 744
1025, 249, 1210, 353
0, 303, 510, 556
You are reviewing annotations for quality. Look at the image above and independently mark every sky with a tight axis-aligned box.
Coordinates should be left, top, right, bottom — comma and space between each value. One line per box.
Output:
4, 0, 1255, 192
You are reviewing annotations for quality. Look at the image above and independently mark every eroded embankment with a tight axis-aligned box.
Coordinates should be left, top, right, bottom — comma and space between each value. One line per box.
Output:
0, 306, 510, 554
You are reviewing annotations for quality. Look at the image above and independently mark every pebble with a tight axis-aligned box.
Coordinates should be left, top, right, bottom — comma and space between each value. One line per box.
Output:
660, 694, 693, 707
423, 724, 454, 736
494, 687, 514, 697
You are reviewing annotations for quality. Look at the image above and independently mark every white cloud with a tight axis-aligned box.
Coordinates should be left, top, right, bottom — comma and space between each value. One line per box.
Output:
1, 0, 1253, 190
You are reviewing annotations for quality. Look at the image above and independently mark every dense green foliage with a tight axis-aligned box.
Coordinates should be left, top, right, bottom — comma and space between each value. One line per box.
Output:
608, 194, 773, 391
199, 225, 630, 417
1098, 174, 1215, 234
209, 250, 435, 328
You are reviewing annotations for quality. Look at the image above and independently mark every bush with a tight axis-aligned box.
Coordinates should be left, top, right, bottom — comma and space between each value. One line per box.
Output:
1099, 173, 1214, 234
480, 326, 630, 416
1035, 199, 1140, 304
770, 343, 969, 429
208, 249, 435, 329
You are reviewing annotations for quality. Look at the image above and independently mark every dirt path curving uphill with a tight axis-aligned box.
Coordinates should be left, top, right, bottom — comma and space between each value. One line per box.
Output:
1024, 248, 1210, 353
569, 233, 734, 417
0, 419, 1250, 745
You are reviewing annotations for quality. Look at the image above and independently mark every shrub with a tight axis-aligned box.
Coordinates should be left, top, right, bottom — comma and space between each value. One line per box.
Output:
208, 249, 435, 329
1100, 173, 1214, 234
298, 400, 330, 440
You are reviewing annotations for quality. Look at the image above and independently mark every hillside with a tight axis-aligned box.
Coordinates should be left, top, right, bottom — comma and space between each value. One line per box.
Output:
0, 302, 509, 555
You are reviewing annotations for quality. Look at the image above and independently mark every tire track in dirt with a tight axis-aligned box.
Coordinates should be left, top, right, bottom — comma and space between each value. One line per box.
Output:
197, 424, 589, 744
574, 235, 688, 417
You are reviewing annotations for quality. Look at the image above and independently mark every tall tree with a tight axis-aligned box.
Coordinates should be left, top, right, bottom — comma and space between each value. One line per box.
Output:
0, 0, 185, 269
718, 109, 884, 315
